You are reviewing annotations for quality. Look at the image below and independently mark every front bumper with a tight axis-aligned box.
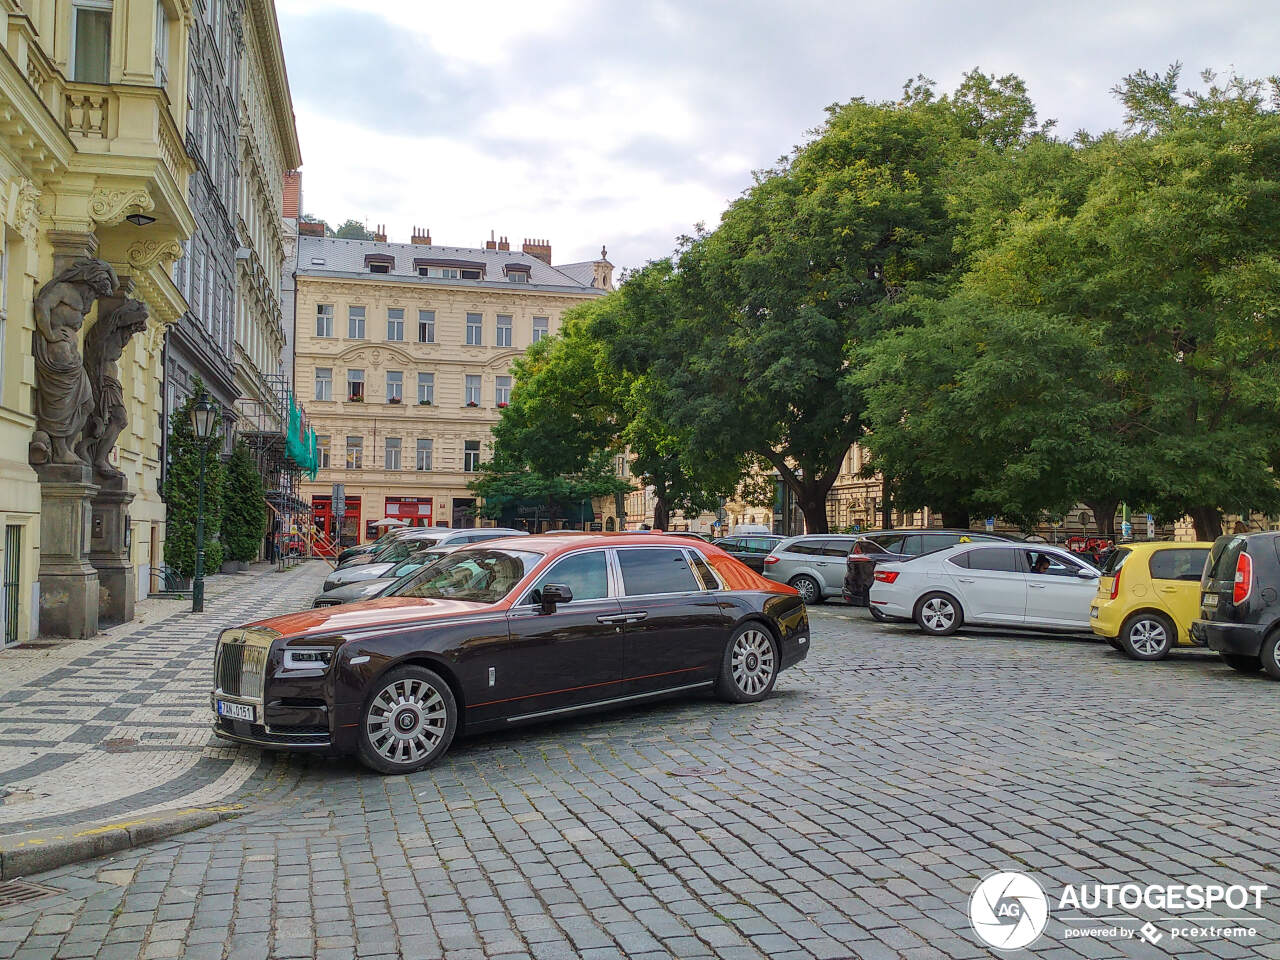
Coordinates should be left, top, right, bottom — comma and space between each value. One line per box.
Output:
211, 693, 361, 756
1194, 619, 1266, 657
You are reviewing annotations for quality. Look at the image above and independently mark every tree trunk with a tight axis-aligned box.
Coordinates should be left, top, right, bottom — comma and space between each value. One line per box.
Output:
652, 498, 670, 532
1188, 506, 1222, 542
1084, 499, 1118, 538
797, 494, 829, 534
940, 508, 969, 530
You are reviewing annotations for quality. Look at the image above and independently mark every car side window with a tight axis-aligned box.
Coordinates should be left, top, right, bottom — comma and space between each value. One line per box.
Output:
1149, 548, 1210, 582
616, 548, 700, 596
689, 553, 721, 590
924, 534, 962, 554
788, 539, 824, 556
718, 538, 741, 551
746, 538, 775, 553
965, 548, 1020, 572
820, 540, 855, 557
1025, 550, 1081, 577
874, 534, 907, 553
900, 535, 924, 556
948, 552, 971, 569
524, 551, 610, 603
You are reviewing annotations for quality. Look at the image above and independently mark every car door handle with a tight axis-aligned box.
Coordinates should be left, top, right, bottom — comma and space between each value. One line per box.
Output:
596, 614, 628, 625
624, 612, 647, 623
1160, 586, 1178, 593
1029, 583, 1046, 590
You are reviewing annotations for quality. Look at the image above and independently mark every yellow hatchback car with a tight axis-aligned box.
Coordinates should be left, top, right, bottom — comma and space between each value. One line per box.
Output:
1090, 541, 1213, 660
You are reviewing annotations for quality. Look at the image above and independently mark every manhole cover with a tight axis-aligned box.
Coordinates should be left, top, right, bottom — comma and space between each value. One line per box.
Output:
0, 880, 61, 907
668, 766, 724, 778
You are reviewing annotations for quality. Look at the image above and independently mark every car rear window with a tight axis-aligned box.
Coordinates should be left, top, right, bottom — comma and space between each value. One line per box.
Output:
1100, 547, 1130, 576
1148, 548, 1209, 582
1206, 536, 1246, 582
819, 539, 856, 557
786, 539, 827, 556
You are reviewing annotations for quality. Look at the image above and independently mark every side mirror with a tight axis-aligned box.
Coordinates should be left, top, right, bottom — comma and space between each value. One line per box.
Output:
540, 583, 573, 612
1077, 569, 1098, 579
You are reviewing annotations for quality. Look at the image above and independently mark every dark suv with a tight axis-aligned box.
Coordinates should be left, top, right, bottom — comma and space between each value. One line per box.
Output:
1193, 532, 1280, 678
844, 529, 1020, 615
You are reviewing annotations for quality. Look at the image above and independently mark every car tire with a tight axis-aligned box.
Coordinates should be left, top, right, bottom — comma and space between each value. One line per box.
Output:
356, 665, 457, 775
1220, 653, 1263, 674
789, 575, 823, 605
1261, 632, 1280, 681
715, 623, 779, 703
1105, 636, 1123, 651
914, 592, 962, 636
1118, 612, 1174, 661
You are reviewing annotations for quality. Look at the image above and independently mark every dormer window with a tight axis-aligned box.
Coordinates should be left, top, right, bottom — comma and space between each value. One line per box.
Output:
370, 263, 390, 274
414, 258, 484, 281
364, 253, 395, 274
504, 262, 532, 283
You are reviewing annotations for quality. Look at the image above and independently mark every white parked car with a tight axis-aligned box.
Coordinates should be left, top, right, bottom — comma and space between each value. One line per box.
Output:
869, 542, 1101, 635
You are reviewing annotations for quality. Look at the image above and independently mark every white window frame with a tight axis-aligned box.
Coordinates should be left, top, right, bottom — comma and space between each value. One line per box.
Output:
316, 303, 334, 338
418, 309, 435, 343
417, 372, 434, 404
347, 368, 364, 400
384, 437, 402, 471
386, 370, 403, 402
386, 308, 404, 341
314, 367, 332, 401
71, 0, 113, 85
532, 316, 549, 343
495, 375, 511, 406
416, 438, 433, 471
496, 314, 513, 347
463, 440, 481, 472
464, 375, 481, 406
465, 313, 482, 346
348, 306, 366, 339
154, 0, 170, 86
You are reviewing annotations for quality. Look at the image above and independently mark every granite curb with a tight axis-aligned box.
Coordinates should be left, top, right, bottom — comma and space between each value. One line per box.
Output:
0, 803, 248, 880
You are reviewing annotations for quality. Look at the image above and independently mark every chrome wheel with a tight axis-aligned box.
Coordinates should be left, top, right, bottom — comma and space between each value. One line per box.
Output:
920, 597, 955, 632
791, 576, 819, 604
365, 676, 448, 766
1128, 618, 1167, 657
731, 629, 776, 696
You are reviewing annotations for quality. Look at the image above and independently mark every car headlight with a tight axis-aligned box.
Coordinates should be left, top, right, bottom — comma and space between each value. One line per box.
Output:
282, 647, 335, 671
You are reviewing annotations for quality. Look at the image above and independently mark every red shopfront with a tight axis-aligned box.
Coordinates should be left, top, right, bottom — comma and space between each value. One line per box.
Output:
384, 496, 433, 534
312, 495, 362, 556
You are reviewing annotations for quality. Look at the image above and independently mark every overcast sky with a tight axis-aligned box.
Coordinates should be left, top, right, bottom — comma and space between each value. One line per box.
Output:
275, 0, 1278, 271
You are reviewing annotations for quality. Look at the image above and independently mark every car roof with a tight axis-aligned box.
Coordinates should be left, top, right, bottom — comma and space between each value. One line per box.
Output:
1114, 540, 1214, 553
462, 532, 709, 558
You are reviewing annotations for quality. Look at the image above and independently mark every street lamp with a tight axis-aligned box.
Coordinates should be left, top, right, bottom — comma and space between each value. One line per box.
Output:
190, 393, 220, 613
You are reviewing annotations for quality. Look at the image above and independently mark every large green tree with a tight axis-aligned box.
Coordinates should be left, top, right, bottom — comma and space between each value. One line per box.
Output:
163, 386, 226, 577
332, 218, 375, 240
600, 72, 1045, 531
222, 442, 267, 563
963, 67, 1280, 539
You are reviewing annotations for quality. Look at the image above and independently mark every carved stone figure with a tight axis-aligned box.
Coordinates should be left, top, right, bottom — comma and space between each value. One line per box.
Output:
29, 258, 119, 466
81, 299, 149, 478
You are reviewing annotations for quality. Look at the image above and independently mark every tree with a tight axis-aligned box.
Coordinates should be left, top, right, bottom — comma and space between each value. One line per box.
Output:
222, 442, 267, 563
488, 296, 756, 528
163, 385, 226, 577
332, 218, 374, 240
963, 67, 1280, 539
601, 72, 1042, 531
468, 449, 628, 526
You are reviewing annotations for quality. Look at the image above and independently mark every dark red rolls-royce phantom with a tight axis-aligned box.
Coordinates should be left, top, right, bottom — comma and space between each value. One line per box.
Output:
212, 534, 810, 774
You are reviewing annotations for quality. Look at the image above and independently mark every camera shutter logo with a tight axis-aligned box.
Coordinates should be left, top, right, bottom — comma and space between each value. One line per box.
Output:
969, 872, 1050, 950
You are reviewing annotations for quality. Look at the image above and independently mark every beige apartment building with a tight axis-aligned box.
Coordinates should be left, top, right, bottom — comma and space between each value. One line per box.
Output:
295, 230, 612, 545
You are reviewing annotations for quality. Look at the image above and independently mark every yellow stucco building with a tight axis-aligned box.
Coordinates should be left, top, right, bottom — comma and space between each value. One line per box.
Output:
294, 231, 613, 544
0, 0, 201, 641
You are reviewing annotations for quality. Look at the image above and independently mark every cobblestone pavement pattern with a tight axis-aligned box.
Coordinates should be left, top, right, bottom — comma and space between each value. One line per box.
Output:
3, 600, 1280, 959
0, 562, 326, 835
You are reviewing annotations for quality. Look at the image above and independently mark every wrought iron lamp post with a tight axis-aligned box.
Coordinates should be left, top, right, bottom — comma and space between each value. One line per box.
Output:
190, 393, 220, 613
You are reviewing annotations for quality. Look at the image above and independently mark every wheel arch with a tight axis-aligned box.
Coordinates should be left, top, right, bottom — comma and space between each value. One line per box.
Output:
913, 588, 963, 620
1121, 607, 1179, 638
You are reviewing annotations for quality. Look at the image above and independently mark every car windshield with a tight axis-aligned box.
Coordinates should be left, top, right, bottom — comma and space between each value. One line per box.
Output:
374, 538, 440, 563
389, 550, 448, 578
392, 549, 543, 603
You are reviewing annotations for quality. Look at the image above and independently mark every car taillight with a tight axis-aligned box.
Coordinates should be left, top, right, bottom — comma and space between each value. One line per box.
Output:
1109, 568, 1121, 601
763, 555, 778, 565
1234, 551, 1253, 604
874, 570, 899, 584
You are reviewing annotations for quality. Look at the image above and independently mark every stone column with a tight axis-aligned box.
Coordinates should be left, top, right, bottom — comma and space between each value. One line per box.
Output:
35, 463, 100, 638
89, 475, 135, 626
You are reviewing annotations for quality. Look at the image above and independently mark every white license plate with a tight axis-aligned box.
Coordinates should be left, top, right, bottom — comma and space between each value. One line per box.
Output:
1090, 607, 1099, 619
216, 700, 255, 722
1203, 593, 1219, 608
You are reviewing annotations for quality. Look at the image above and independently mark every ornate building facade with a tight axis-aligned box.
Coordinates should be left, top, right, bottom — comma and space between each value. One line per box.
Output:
294, 232, 612, 545
0, 0, 199, 641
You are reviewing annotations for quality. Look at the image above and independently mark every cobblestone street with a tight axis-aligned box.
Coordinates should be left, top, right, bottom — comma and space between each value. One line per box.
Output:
3, 590, 1280, 959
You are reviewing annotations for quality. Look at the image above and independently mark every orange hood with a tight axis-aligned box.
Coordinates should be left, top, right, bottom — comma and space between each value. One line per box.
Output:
244, 596, 498, 639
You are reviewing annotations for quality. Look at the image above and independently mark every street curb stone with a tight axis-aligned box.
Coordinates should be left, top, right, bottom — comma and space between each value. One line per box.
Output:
0, 804, 247, 880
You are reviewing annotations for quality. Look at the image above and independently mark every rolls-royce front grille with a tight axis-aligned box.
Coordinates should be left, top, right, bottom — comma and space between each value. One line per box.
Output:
216, 636, 269, 700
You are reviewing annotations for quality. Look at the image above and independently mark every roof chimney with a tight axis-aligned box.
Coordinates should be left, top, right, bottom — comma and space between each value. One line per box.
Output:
282, 171, 301, 219
522, 237, 552, 265
372, 223, 387, 243
497, 235, 510, 252
485, 229, 497, 251
411, 226, 432, 245
298, 220, 325, 237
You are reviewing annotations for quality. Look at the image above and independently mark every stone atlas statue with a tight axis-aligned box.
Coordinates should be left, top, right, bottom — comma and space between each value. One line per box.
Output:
29, 258, 119, 466
81, 298, 149, 478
